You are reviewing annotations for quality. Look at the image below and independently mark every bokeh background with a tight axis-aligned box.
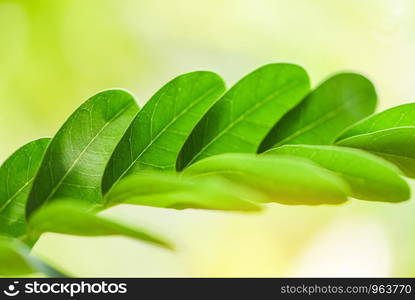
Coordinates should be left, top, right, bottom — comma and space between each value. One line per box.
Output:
1, 0, 415, 277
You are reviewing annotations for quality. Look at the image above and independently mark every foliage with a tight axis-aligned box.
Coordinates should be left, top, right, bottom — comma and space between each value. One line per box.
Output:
0, 63, 412, 277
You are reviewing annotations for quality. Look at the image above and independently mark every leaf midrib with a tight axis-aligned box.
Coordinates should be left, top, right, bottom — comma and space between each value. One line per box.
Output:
336, 126, 415, 144
41, 102, 136, 205
108, 84, 221, 190
340, 105, 415, 140
0, 178, 33, 213
337, 126, 415, 159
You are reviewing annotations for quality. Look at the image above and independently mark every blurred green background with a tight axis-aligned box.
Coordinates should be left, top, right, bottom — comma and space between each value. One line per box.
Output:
1, 0, 415, 276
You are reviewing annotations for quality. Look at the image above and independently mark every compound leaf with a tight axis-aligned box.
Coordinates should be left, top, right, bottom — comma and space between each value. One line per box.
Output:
0, 138, 50, 238
338, 102, 415, 140
27, 200, 173, 250
259, 73, 377, 151
26, 90, 139, 217
336, 127, 415, 178
102, 71, 225, 194
177, 63, 310, 169
265, 145, 410, 202
105, 172, 263, 211
182, 153, 348, 205
335, 102, 415, 177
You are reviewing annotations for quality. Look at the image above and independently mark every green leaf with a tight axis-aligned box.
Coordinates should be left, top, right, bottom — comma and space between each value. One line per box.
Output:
335, 103, 415, 177
26, 90, 139, 217
105, 172, 263, 211
0, 238, 67, 277
0, 138, 50, 238
336, 127, 415, 178
259, 73, 377, 151
27, 200, 173, 250
102, 71, 225, 194
182, 153, 349, 205
265, 145, 410, 202
177, 63, 310, 170
338, 102, 415, 140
